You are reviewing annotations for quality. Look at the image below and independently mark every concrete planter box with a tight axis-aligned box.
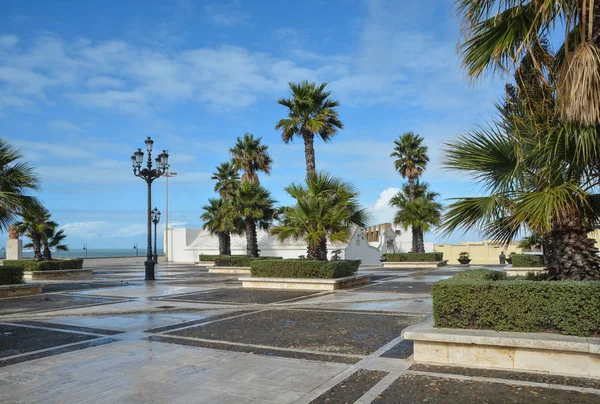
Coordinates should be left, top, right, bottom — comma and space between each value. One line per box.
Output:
239, 274, 371, 291
0, 284, 42, 298
382, 260, 448, 269
23, 269, 92, 280
208, 266, 251, 275
195, 261, 216, 267
504, 264, 547, 276
402, 317, 600, 378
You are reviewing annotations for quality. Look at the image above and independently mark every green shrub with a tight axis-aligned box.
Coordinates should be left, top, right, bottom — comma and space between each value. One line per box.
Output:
383, 252, 443, 262
511, 254, 545, 267
214, 256, 283, 267
250, 259, 361, 279
3, 259, 84, 271
198, 254, 245, 261
0, 266, 24, 285
454, 269, 507, 281
432, 271, 600, 336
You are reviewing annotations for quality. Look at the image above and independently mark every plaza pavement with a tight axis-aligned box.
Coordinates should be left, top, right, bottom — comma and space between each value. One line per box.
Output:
0, 263, 599, 403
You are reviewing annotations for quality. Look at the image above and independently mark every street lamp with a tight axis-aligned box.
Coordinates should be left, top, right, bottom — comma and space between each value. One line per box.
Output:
152, 208, 161, 264
163, 168, 177, 261
131, 137, 169, 281
133, 242, 139, 257
83, 243, 87, 259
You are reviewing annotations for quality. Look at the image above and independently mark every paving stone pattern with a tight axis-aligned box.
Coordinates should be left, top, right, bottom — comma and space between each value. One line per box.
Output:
376, 374, 600, 404
0, 324, 99, 357
168, 309, 418, 355
309, 369, 389, 403
161, 288, 319, 304
0, 294, 125, 315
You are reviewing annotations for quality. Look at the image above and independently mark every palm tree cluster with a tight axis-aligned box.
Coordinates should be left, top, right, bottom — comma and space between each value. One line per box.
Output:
442, 30, 600, 280
202, 134, 275, 258
390, 132, 442, 253
0, 138, 69, 261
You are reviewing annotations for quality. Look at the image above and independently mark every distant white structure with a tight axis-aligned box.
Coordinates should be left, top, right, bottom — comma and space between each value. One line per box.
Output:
166, 222, 433, 266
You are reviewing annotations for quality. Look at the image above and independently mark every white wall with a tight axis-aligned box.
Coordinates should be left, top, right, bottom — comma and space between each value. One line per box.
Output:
166, 224, 433, 265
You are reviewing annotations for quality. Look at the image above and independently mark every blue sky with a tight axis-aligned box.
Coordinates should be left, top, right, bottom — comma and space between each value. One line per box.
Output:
1, 0, 505, 249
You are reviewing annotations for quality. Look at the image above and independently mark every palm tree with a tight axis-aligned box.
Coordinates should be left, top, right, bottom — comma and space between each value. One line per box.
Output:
518, 234, 543, 252
14, 208, 53, 261
230, 133, 272, 184
42, 226, 69, 260
271, 172, 369, 260
211, 162, 239, 199
390, 181, 442, 253
201, 198, 231, 255
230, 182, 276, 257
275, 81, 343, 179
455, 0, 600, 126
0, 138, 41, 231
390, 132, 429, 200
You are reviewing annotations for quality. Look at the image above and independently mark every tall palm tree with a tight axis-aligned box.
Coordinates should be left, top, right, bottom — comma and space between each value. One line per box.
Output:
201, 198, 231, 256
14, 208, 53, 261
211, 162, 239, 199
390, 132, 429, 199
230, 133, 272, 184
230, 182, 276, 257
42, 226, 69, 260
0, 138, 41, 231
455, 0, 600, 126
271, 172, 369, 260
275, 81, 343, 179
390, 181, 442, 253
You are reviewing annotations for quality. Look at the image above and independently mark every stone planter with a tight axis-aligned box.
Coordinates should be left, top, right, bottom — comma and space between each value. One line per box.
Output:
402, 316, 600, 378
0, 284, 42, 298
504, 264, 547, 277
195, 261, 216, 267
382, 260, 448, 269
23, 269, 92, 280
208, 266, 251, 275
239, 274, 371, 291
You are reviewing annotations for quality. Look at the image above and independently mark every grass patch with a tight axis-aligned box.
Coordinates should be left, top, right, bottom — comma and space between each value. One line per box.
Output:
0, 266, 24, 285
3, 259, 84, 271
250, 259, 361, 279
198, 254, 245, 261
383, 253, 443, 262
432, 270, 600, 337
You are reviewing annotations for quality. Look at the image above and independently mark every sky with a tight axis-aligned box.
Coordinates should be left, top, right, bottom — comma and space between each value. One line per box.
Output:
1, 0, 506, 249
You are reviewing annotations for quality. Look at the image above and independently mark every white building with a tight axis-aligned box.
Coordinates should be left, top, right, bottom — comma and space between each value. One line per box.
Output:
166, 223, 433, 266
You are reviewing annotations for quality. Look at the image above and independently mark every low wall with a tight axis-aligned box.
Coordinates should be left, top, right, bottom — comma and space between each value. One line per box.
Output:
435, 244, 524, 265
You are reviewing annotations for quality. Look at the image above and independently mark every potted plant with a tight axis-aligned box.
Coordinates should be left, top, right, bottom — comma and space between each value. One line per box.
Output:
458, 251, 471, 265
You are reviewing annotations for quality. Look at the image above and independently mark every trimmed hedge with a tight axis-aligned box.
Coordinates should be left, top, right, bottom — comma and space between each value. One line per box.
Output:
511, 254, 545, 268
3, 259, 84, 272
432, 270, 600, 337
383, 252, 443, 262
0, 266, 24, 285
198, 254, 245, 261
214, 256, 283, 267
250, 259, 361, 279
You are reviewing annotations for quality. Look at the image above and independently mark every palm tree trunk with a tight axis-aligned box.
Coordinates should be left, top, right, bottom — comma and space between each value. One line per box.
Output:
302, 131, 316, 179
225, 231, 231, 256
546, 217, 600, 280
411, 226, 419, 252
415, 227, 425, 253
316, 236, 328, 261
32, 235, 43, 261
42, 239, 52, 260
408, 177, 415, 200
307, 243, 319, 260
245, 219, 259, 258
217, 232, 226, 256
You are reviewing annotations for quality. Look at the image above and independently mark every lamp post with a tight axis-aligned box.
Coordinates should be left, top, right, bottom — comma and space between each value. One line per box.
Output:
83, 243, 87, 259
163, 168, 177, 261
151, 208, 161, 264
131, 137, 169, 281
133, 242, 138, 257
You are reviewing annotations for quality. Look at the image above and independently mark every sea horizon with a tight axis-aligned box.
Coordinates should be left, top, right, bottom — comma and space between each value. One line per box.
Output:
15, 248, 165, 259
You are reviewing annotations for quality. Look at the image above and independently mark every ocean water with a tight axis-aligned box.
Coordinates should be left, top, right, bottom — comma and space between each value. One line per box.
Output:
17, 248, 164, 259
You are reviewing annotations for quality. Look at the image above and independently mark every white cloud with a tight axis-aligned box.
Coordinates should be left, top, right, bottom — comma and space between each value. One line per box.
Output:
61, 221, 146, 239
47, 120, 83, 133
204, 3, 249, 27
368, 187, 400, 225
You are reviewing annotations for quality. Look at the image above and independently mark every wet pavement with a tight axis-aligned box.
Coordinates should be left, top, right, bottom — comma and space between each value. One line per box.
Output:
0, 262, 597, 403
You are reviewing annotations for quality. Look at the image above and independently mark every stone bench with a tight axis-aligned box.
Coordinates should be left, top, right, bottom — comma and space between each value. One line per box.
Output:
0, 283, 42, 298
